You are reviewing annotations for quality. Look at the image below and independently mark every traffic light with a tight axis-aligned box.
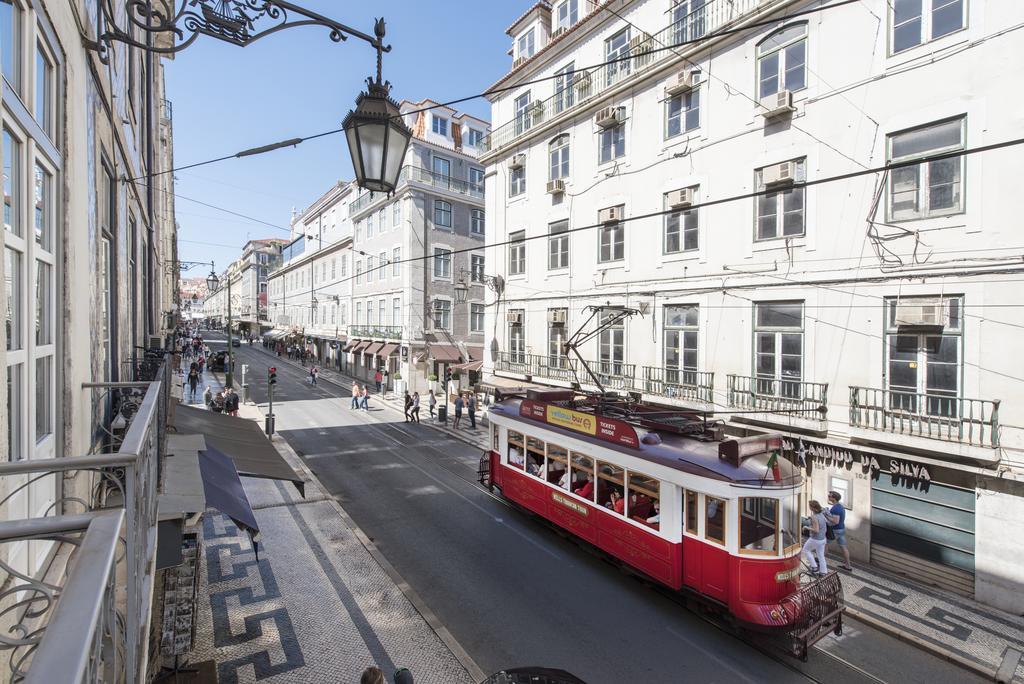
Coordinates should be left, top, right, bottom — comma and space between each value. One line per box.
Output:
268, 367, 277, 385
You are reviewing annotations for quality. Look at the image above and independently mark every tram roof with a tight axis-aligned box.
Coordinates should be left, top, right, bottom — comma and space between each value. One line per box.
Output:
490, 398, 799, 487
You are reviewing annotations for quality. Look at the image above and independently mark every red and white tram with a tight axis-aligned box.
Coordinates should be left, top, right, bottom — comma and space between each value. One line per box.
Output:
480, 388, 842, 658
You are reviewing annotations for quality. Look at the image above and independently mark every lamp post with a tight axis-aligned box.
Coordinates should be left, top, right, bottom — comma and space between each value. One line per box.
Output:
226, 274, 235, 388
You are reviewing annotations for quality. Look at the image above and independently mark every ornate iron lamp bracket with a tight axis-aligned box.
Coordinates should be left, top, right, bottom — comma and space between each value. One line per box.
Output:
89, 0, 390, 65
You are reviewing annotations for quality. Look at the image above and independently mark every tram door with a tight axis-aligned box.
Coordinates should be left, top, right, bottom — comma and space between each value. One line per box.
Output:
682, 490, 729, 601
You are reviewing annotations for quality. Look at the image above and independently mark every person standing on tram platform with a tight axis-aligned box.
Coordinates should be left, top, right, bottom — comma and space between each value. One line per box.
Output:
802, 500, 829, 575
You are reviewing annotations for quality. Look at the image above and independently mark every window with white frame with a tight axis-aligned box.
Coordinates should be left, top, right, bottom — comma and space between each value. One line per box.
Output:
378, 251, 387, 278
471, 209, 485, 235
509, 230, 526, 276
367, 211, 375, 238
892, 0, 964, 54
366, 298, 375, 325
471, 303, 484, 333
517, 28, 535, 59
340, 254, 348, 277
471, 254, 485, 282
757, 24, 807, 99
467, 128, 484, 147
549, 134, 570, 180
664, 305, 699, 385
378, 208, 386, 232
514, 91, 533, 135
554, 62, 575, 113
666, 86, 700, 138
755, 158, 806, 240
555, 0, 578, 30
598, 312, 625, 375
432, 114, 449, 136
510, 165, 526, 196
598, 207, 624, 263
355, 259, 363, 284
356, 301, 363, 325
433, 248, 452, 279
509, 310, 525, 362
599, 125, 625, 164
665, 187, 698, 253
469, 167, 484, 193
433, 299, 451, 331
672, 0, 708, 44
366, 255, 374, 283
547, 309, 568, 368
888, 117, 964, 221
754, 301, 804, 398
605, 27, 631, 85
331, 258, 336, 279
548, 220, 569, 270
1, 0, 22, 94
434, 199, 452, 228
885, 295, 962, 417
379, 299, 386, 326
340, 302, 347, 324
432, 156, 451, 183
393, 297, 401, 328
392, 247, 400, 277
392, 201, 401, 227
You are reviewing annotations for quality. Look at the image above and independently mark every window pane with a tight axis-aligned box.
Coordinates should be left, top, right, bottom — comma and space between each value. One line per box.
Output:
7, 362, 20, 460
705, 496, 726, 543
35, 355, 51, 440
36, 45, 52, 133
740, 498, 777, 552
758, 52, 779, 98
756, 302, 802, 328
5, 247, 20, 350
783, 41, 806, 91
891, 119, 962, 159
0, 0, 20, 90
35, 260, 50, 345
685, 490, 698, 533
4, 130, 20, 236
931, 0, 963, 39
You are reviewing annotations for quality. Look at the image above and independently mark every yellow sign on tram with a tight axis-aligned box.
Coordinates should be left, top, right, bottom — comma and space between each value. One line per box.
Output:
546, 405, 597, 435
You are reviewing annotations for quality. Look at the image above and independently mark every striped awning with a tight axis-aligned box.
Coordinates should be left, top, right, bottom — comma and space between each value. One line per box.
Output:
364, 342, 384, 355
342, 339, 361, 352
428, 344, 462, 362
378, 343, 399, 357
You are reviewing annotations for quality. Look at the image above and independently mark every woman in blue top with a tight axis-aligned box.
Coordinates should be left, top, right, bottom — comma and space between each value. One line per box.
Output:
827, 491, 853, 570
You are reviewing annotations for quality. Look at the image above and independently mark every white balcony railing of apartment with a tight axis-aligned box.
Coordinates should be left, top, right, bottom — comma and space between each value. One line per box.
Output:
482, 0, 758, 154
642, 366, 715, 405
849, 386, 1001, 448
727, 374, 829, 423
349, 165, 485, 216
0, 362, 170, 682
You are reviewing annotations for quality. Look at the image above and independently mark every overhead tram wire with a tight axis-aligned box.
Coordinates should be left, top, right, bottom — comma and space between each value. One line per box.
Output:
127, 0, 862, 184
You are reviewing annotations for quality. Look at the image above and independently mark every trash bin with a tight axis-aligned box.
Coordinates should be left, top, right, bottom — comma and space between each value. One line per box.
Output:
437, 405, 448, 423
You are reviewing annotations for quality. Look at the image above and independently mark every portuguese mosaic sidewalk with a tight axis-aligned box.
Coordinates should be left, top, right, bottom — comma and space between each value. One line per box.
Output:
240, 343, 1024, 683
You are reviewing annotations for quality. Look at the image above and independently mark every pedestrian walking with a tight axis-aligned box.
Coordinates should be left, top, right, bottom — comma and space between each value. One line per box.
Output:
187, 367, 200, 401
411, 392, 421, 423
196, 355, 205, 380
382, 368, 390, 392
360, 385, 370, 411
467, 392, 477, 429
453, 393, 464, 428
374, 369, 383, 393
428, 390, 437, 419
211, 392, 225, 413
801, 500, 829, 575
310, 365, 318, 386
203, 385, 212, 407
227, 388, 240, 417
351, 382, 360, 410
826, 491, 853, 571
403, 391, 412, 422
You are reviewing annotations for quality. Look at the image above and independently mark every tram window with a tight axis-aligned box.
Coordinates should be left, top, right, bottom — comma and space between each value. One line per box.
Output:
526, 436, 545, 477
705, 496, 726, 545
739, 497, 778, 553
685, 490, 698, 534
508, 431, 525, 469
781, 494, 801, 551
492, 424, 499, 450
627, 473, 660, 528
570, 453, 595, 500
597, 462, 625, 513
547, 444, 569, 488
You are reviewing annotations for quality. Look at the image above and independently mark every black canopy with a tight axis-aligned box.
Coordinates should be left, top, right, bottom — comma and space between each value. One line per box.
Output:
198, 446, 260, 534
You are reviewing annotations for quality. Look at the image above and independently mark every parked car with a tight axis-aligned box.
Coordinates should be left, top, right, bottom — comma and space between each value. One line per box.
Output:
231, 338, 241, 347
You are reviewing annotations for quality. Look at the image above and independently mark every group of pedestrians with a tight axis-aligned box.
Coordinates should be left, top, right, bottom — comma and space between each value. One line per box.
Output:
800, 490, 853, 576
402, 391, 421, 422
451, 392, 477, 429
202, 385, 240, 416
175, 325, 243, 419
351, 382, 371, 411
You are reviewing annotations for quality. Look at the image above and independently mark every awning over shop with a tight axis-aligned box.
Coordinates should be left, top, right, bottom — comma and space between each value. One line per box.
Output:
467, 346, 485, 362
198, 446, 260, 534
342, 338, 361, 352
172, 405, 305, 496
428, 344, 462, 362
364, 342, 384, 355
455, 360, 483, 372
378, 343, 399, 358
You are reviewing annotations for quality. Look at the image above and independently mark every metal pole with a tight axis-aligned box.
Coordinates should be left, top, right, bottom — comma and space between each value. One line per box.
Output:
266, 377, 275, 436
227, 277, 234, 388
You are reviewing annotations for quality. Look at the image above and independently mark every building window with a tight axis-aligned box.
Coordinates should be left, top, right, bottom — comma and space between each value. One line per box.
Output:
598, 207, 624, 263
517, 28, 535, 59
0, 0, 22, 93
392, 201, 401, 227
340, 255, 348, 277
469, 167, 484, 194
366, 256, 374, 283
356, 301, 363, 325
757, 24, 807, 99
393, 297, 401, 328
467, 128, 484, 147
35, 43, 53, 136
471, 303, 484, 333
549, 134, 570, 180
509, 230, 526, 276
510, 165, 526, 196
366, 299, 374, 325
672, 0, 707, 43
548, 220, 569, 270
547, 310, 568, 368
598, 312, 625, 375
433, 248, 452, 279
599, 125, 625, 164
664, 305, 698, 384
378, 251, 387, 278
355, 260, 363, 284
514, 91, 533, 135
392, 247, 401, 277
888, 117, 964, 221
432, 156, 451, 182
664, 187, 698, 253
554, 62, 575, 113
434, 199, 452, 228
471, 209, 485, 235
355, 219, 362, 243
331, 258, 336, 279
666, 87, 700, 138
755, 158, 806, 240
378, 208, 386, 232
754, 301, 804, 398
892, 0, 964, 53
555, 0, 578, 30
433, 299, 451, 331
885, 296, 963, 416
605, 27, 631, 86
471, 254, 485, 282
379, 299, 386, 326
509, 311, 525, 362
432, 115, 449, 136
367, 212, 375, 238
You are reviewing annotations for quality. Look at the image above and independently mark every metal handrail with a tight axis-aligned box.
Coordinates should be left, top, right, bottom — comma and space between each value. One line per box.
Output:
349, 164, 485, 216
642, 366, 714, 404
349, 325, 403, 339
849, 386, 1000, 447
727, 374, 829, 421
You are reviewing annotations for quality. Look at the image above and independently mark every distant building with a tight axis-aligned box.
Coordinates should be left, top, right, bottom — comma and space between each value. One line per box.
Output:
204, 238, 287, 334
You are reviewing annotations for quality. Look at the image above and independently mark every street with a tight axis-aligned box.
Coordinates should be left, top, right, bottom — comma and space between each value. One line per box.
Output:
217, 337, 984, 684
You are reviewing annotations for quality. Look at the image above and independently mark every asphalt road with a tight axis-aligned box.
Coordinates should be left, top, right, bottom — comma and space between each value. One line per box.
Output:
216, 337, 984, 684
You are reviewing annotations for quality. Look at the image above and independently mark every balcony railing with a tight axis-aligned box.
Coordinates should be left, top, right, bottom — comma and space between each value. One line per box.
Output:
728, 374, 829, 422
585, 360, 637, 391
495, 350, 538, 376
349, 325, 403, 339
849, 387, 1000, 448
643, 366, 715, 405
482, 0, 758, 154
349, 165, 484, 216
0, 363, 168, 682
535, 355, 580, 383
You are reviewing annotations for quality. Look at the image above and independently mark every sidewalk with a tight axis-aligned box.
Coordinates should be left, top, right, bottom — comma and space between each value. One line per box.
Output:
246, 343, 1024, 683
182, 359, 479, 684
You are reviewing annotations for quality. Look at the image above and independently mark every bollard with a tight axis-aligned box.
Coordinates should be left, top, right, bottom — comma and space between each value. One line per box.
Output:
265, 414, 275, 436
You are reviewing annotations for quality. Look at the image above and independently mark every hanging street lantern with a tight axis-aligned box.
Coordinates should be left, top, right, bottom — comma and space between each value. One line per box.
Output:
342, 19, 412, 194
454, 276, 470, 304
206, 267, 220, 293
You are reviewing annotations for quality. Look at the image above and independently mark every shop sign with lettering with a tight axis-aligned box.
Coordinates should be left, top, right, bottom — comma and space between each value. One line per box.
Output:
783, 438, 931, 483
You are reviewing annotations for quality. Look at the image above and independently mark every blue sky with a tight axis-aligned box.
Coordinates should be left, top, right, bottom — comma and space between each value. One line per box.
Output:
168, 0, 530, 274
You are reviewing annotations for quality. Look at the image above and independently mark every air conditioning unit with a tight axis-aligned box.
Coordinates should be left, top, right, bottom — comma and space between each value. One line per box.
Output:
552, 26, 567, 38
599, 206, 622, 224
546, 179, 565, 195
763, 161, 798, 188
667, 188, 693, 209
761, 90, 795, 119
513, 56, 527, 69
547, 309, 568, 325
507, 154, 526, 170
595, 105, 624, 129
147, 334, 164, 350
665, 71, 698, 97
894, 298, 946, 327
507, 311, 524, 324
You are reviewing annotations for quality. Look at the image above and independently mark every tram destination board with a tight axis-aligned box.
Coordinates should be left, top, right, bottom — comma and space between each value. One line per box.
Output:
519, 400, 640, 449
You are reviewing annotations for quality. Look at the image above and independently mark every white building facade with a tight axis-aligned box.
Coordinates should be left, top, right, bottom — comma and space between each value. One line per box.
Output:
481, 0, 1024, 610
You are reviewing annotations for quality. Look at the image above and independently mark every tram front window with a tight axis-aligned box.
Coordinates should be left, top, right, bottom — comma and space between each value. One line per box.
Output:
781, 494, 801, 551
740, 497, 778, 553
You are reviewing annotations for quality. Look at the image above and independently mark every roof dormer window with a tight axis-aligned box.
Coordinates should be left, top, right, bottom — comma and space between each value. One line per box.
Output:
518, 28, 536, 59
555, 0, 579, 32
432, 115, 449, 137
